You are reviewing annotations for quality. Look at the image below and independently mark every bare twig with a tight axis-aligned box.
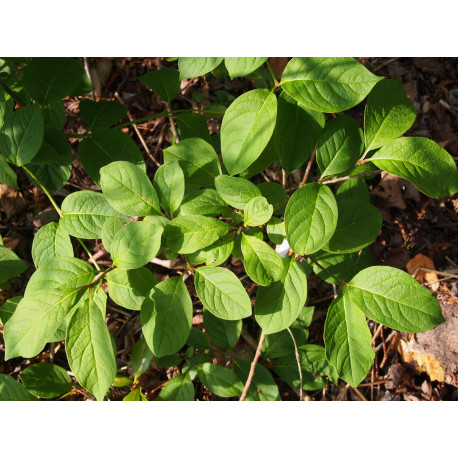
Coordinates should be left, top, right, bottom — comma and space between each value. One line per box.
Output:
349, 385, 368, 401
239, 331, 266, 401
371, 323, 384, 346
321, 169, 382, 185
167, 102, 180, 143
299, 148, 316, 187
287, 327, 303, 401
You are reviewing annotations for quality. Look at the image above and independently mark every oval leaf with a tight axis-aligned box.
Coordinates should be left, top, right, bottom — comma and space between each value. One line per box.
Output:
19, 363, 73, 398
178, 57, 224, 79
244, 196, 273, 227
153, 161, 185, 215
215, 175, 261, 210
31, 222, 73, 268
195, 362, 243, 398
157, 373, 194, 401
224, 57, 268, 78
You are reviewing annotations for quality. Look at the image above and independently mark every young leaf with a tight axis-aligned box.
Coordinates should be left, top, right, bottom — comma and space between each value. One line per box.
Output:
369, 137, 458, 198
266, 217, 285, 245
163, 215, 230, 254
203, 308, 242, 349
100, 161, 161, 216
0, 245, 28, 284
324, 294, 375, 387
241, 234, 284, 286
178, 189, 229, 217
345, 266, 445, 333
0, 153, 18, 188
66, 296, 117, 401
281, 57, 383, 113
131, 336, 154, 380
194, 266, 252, 320
195, 363, 244, 398
221, 89, 277, 175
0, 296, 22, 326
214, 175, 261, 209
0, 104, 44, 165
0, 374, 37, 401
141, 276, 193, 357
178, 57, 224, 79
364, 79, 417, 151
244, 196, 273, 227
19, 363, 73, 398
139, 67, 180, 102
110, 221, 163, 269
257, 182, 287, 213
157, 373, 194, 401
316, 115, 364, 178
285, 183, 338, 255
232, 228, 263, 260
224, 57, 268, 79
123, 387, 147, 401
101, 216, 124, 253
79, 99, 127, 131
187, 234, 234, 267
153, 161, 185, 215
255, 257, 308, 334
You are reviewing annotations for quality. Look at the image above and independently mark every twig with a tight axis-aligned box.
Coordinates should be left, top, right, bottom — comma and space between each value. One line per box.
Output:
167, 102, 180, 143
281, 169, 286, 187
373, 57, 402, 73
371, 323, 384, 346
287, 327, 303, 401
239, 331, 265, 401
349, 385, 368, 401
321, 169, 382, 185
299, 148, 316, 187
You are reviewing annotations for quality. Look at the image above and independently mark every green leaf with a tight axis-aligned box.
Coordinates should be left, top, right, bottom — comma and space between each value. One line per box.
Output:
0, 104, 44, 165
0, 153, 18, 188
364, 79, 417, 151
266, 217, 285, 245
113, 376, 133, 387
101, 216, 124, 253
123, 387, 148, 401
345, 266, 445, 333
186, 327, 210, 350
203, 308, 242, 349
274, 93, 325, 175
79, 99, 127, 130
23, 57, 84, 104
336, 177, 369, 202
316, 115, 364, 178
194, 266, 252, 320
195, 362, 243, 398
244, 196, 273, 226
157, 373, 194, 401
139, 67, 180, 103
178, 57, 224, 79
0, 374, 37, 400
0, 245, 28, 283
232, 228, 263, 260
41, 100, 66, 129
240, 136, 278, 179
221, 89, 277, 175
324, 294, 374, 387
19, 363, 73, 398
175, 112, 213, 144
281, 57, 383, 113
224, 57, 268, 78
163, 215, 230, 254
262, 326, 309, 359
60, 190, 128, 239
214, 175, 261, 210
107, 267, 158, 311
255, 257, 308, 334
187, 234, 234, 267
241, 234, 284, 286
79, 131, 146, 185
370, 137, 458, 198
178, 189, 229, 216
164, 138, 221, 186
285, 183, 338, 255
66, 296, 117, 401
258, 182, 287, 213
141, 276, 192, 357
153, 161, 185, 214
4, 288, 80, 359
131, 336, 154, 380
100, 161, 161, 216
156, 354, 183, 368
0, 296, 22, 325
323, 198, 382, 254
111, 221, 163, 269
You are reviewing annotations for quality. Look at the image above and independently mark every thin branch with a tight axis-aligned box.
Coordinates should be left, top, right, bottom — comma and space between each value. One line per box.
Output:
0, 81, 28, 107
309, 255, 346, 285
321, 169, 382, 185
287, 327, 303, 401
239, 331, 266, 401
299, 148, 316, 187
167, 102, 180, 143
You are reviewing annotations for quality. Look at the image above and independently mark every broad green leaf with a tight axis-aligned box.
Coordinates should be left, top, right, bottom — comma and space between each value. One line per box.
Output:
194, 266, 252, 320
153, 161, 185, 214
107, 267, 158, 311
123, 387, 148, 401
241, 234, 284, 286
60, 190, 128, 239
224, 57, 268, 78
345, 266, 445, 333
232, 228, 263, 260
157, 373, 194, 401
71, 72, 93, 97
4, 288, 80, 359
336, 177, 369, 202
66, 296, 117, 401
178, 189, 229, 216
131, 336, 154, 380
175, 112, 213, 144
79, 99, 127, 130
240, 136, 278, 179
79, 131, 146, 185
244, 196, 273, 226
139, 67, 180, 102
195, 362, 243, 398
111, 221, 163, 269
266, 217, 285, 245
141, 276, 192, 357
324, 294, 374, 387
0, 245, 28, 283
370, 137, 458, 198
0, 296, 22, 325
262, 326, 309, 359
203, 308, 242, 349
0, 153, 18, 188
23, 57, 84, 104
164, 215, 230, 254
19, 363, 73, 398
255, 257, 308, 334
112, 376, 134, 387
257, 182, 287, 213
221, 88, 277, 175
164, 138, 221, 186
323, 198, 382, 254
281, 57, 383, 113
178, 57, 224, 79
100, 161, 161, 216
101, 216, 124, 253
274, 93, 325, 175
0, 374, 37, 401
215, 175, 261, 209
41, 100, 66, 129
0, 104, 44, 165
186, 327, 210, 350
364, 79, 417, 151
285, 183, 338, 255
156, 354, 183, 368
316, 115, 364, 178
187, 234, 234, 267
